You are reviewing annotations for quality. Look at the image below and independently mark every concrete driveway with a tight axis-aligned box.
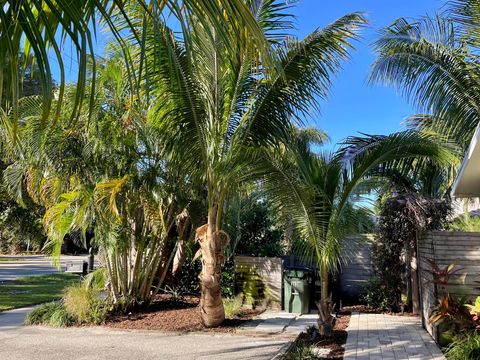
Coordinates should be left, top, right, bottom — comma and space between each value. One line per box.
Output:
0, 306, 289, 360
0, 255, 90, 281
0, 326, 288, 360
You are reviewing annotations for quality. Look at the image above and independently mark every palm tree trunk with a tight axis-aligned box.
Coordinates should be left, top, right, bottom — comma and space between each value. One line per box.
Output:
198, 205, 225, 327
317, 264, 334, 337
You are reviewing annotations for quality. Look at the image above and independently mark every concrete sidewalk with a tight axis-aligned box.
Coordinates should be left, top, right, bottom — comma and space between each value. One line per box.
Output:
0, 305, 36, 331
239, 310, 318, 336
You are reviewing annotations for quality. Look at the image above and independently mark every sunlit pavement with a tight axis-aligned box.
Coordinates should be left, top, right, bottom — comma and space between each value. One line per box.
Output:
0, 255, 90, 281
0, 309, 289, 360
344, 312, 445, 360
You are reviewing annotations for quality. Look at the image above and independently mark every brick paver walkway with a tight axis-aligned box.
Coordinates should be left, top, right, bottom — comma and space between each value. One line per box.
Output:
344, 313, 445, 360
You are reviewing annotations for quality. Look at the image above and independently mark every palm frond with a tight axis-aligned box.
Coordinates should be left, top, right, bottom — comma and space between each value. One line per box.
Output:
371, 15, 480, 148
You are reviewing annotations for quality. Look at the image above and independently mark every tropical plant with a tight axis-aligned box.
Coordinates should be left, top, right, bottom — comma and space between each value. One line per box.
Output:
371, 4, 480, 152
427, 261, 474, 345
368, 193, 451, 312
0, 0, 277, 128
261, 129, 457, 336
223, 193, 285, 258
449, 214, 480, 231
129, 0, 368, 327
2, 57, 201, 310
465, 296, 480, 322
446, 333, 480, 360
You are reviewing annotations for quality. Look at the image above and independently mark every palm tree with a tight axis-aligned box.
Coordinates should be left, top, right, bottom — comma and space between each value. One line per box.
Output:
1, 57, 202, 308
370, 9, 480, 151
0, 0, 277, 127
141, 2, 367, 326
261, 129, 457, 336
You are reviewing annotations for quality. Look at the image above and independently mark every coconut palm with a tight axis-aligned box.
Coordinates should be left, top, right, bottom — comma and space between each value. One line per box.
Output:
370, 10, 480, 151
261, 129, 457, 336
0, 0, 276, 128
139, 1, 367, 326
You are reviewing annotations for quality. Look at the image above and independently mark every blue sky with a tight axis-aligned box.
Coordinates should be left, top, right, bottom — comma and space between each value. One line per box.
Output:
289, 0, 444, 149
55, 0, 445, 149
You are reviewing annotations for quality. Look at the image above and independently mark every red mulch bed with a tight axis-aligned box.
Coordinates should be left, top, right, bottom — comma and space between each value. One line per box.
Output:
106, 295, 263, 333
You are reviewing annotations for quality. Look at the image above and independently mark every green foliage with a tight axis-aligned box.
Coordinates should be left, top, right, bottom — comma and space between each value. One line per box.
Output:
445, 333, 480, 360
0, 273, 78, 311
48, 306, 75, 327
221, 261, 236, 298
371, 13, 479, 152
25, 302, 64, 325
235, 266, 266, 306
448, 214, 480, 232
0, 195, 46, 254
284, 344, 322, 360
224, 197, 284, 258
177, 257, 202, 294
465, 296, 480, 321
361, 277, 397, 311
63, 283, 108, 324
223, 297, 243, 318
83, 268, 107, 291
370, 193, 450, 311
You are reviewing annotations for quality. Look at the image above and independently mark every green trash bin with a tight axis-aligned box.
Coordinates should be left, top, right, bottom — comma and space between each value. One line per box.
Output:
283, 266, 312, 314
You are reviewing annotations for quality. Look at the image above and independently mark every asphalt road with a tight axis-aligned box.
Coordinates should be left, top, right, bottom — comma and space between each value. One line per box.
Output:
0, 255, 90, 281
0, 257, 290, 359
0, 306, 288, 360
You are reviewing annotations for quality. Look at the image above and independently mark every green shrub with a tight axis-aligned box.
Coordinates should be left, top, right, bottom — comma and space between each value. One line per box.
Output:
49, 307, 75, 327
83, 268, 107, 291
285, 344, 322, 360
25, 302, 62, 325
223, 296, 243, 318
63, 283, 108, 324
221, 261, 235, 298
448, 214, 480, 232
360, 277, 397, 311
446, 333, 480, 359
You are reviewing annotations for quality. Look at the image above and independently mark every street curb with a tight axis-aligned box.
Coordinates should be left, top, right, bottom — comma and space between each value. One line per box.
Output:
271, 339, 294, 359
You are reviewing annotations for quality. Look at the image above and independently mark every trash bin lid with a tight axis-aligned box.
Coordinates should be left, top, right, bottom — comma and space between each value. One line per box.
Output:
284, 266, 312, 279
284, 265, 312, 272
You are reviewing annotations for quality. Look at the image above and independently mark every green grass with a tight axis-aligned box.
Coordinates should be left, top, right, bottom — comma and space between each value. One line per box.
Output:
0, 273, 79, 311
0, 257, 25, 262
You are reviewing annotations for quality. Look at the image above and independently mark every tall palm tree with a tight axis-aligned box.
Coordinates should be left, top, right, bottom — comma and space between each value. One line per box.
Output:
370, 9, 480, 151
261, 129, 457, 336
0, 0, 276, 127
142, 2, 367, 326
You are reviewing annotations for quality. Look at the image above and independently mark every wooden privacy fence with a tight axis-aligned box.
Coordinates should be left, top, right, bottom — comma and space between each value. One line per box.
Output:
417, 231, 480, 340
234, 256, 283, 309
234, 234, 376, 310
339, 234, 375, 301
